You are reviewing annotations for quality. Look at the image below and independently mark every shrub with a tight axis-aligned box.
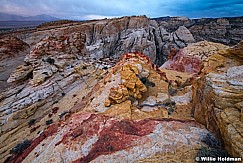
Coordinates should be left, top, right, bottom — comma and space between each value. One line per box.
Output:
10, 140, 31, 154
46, 57, 55, 65
139, 77, 155, 87
197, 146, 229, 159
59, 111, 69, 119
201, 133, 220, 148
167, 107, 175, 115
197, 133, 230, 160
46, 119, 53, 125
82, 65, 87, 70
103, 66, 108, 70
28, 119, 36, 127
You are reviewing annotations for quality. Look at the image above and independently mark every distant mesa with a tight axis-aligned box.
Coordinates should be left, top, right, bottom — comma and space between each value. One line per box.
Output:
0, 12, 59, 21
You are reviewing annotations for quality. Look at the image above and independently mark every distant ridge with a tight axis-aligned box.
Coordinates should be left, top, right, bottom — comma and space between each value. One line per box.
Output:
0, 12, 59, 21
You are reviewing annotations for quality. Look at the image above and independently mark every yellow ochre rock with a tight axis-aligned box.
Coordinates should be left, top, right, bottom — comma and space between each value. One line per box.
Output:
105, 64, 147, 106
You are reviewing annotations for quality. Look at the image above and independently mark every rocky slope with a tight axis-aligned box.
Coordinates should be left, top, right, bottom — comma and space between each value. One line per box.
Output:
154, 16, 243, 45
0, 15, 242, 162
0, 36, 30, 92
161, 40, 243, 158
0, 32, 110, 162
2, 43, 242, 162
3, 52, 218, 162
193, 41, 243, 158
5, 16, 196, 66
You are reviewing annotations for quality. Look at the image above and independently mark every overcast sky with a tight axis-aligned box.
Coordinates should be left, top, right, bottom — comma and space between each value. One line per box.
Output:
0, 0, 242, 20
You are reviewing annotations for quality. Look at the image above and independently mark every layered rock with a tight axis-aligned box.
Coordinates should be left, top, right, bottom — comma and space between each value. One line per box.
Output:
5, 112, 216, 163
159, 40, 243, 158
0, 36, 30, 92
0, 36, 29, 60
1, 15, 242, 162
4, 53, 218, 162
161, 41, 228, 74
7, 32, 86, 85
83, 52, 171, 120
159, 69, 194, 119
193, 41, 243, 158
6, 16, 196, 66
0, 33, 110, 162
155, 16, 194, 32
189, 17, 243, 45
154, 16, 243, 46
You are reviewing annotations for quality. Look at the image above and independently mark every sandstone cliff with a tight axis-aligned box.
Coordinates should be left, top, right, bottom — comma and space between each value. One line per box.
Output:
5, 16, 196, 66
193, 41, 243, 158
161, 40, 243, 159
154, 16, 243, 45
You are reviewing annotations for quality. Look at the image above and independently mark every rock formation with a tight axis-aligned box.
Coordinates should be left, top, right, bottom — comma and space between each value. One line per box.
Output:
161, 40, 243, 159
4, 16, 196, 66
193, 41, 243, 158
154, 16, 243, 45
0, 36, 29, 92
189, 18, 243, 45
0, 15, 242, 162
161, 41, 228, 74
0, 32, 110, 162
0, 36, 29, 60
3, 52, 218, 163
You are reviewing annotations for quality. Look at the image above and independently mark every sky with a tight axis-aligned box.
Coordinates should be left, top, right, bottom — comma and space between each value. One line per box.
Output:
0, 0, 243, 20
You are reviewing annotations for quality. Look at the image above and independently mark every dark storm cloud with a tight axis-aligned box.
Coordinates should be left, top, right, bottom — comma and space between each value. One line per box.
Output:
168, 0, 243, 18
0, 0, 242, 19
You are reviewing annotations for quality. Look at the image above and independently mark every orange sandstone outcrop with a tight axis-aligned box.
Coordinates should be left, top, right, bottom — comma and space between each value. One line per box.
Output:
193, 41, 243, 158
84, 52, 171, 120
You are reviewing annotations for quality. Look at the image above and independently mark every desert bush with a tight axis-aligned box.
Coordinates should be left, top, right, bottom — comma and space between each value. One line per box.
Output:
59, 111, 69, 119
197, 146, 229, 158
139, 77, 155, 87
197, 133, 230, 160
10, 140, 31, 154
45, 119, 53, 125
28, 119, 36, 127
45, 57, 55, 65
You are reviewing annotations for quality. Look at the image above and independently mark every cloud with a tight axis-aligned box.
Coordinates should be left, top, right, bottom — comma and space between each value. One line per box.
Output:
0, 0, 242, 19
77, 15, 118, 20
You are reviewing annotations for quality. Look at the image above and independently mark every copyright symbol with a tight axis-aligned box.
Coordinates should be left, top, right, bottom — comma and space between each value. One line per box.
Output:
195, 157, 200, 161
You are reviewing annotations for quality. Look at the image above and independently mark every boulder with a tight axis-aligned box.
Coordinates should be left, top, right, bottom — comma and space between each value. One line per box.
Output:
173, 26, 195, 48
7, 65, 33, 83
